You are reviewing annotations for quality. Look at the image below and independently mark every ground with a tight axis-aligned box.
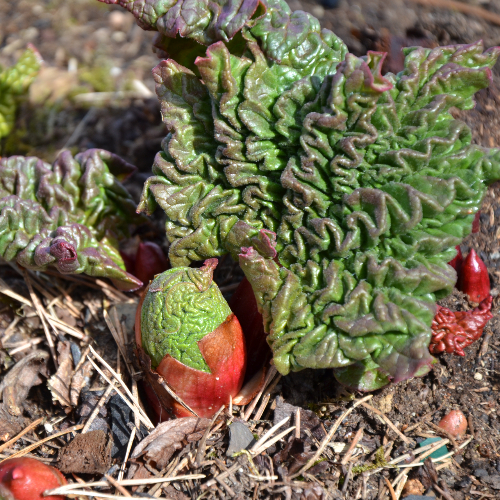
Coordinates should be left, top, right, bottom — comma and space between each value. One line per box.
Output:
1, 0, 500, 499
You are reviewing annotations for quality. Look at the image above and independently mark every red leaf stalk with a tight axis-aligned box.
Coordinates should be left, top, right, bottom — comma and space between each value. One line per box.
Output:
430, 295, 493, 356
448, 245, 463, 275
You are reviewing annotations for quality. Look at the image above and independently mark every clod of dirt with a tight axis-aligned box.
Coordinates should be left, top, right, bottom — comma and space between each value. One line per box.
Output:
58, 429, 113, 474
274, 397, 326, 442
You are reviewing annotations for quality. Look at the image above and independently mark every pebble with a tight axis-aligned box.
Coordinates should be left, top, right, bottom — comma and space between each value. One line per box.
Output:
474, 372, 483, 380
226, 421, 256, 457
437, 409, 468, 438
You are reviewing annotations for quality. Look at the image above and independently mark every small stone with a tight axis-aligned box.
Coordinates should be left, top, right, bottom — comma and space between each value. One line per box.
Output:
226, 421, 256, 457
474, 372, 483, 380
438, 409, 467, 438
474, 468, 489, 478
109, 10, 127, 30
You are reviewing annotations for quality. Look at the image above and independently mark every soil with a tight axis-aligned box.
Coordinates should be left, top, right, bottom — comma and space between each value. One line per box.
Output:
2, 0, 500, 499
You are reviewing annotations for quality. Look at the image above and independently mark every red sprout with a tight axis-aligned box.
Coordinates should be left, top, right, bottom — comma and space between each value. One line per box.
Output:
430, 295, 493, 356
457, 249, 490, 303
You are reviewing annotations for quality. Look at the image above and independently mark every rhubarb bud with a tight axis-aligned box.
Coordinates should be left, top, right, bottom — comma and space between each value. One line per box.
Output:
457, 249, 490, 303
448, 246, 463, 275
137, 259, 246, 418
0, 457, 66, 500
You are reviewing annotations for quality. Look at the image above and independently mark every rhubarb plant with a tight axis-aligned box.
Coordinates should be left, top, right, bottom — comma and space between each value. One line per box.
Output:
0, 149, 142, 290
103, 0, 500, 390
0, 45, 41, 140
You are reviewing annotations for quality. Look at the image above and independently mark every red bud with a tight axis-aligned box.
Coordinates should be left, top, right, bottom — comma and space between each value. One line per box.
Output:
0, 457, 66, 500
136, 312, 246, 419
430, 295, 493, 356
448, 245, 462, 275
134, 242, 169, 285
457, 249, 490, 303
472, 211, 480, 233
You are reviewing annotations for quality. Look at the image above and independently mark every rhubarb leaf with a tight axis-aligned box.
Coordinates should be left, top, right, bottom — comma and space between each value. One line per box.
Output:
0, 45, 42, 139
118, 0, 500, 389
0, 149, 142, 290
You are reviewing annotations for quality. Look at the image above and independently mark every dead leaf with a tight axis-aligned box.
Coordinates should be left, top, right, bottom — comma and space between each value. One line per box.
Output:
0, 406, 26, 442
0, 350, 49, 416
130, 417, 210, 471
403, 478, 425, 497
274, 397, 326, 442
58, 430, 113, 474
48, 341, 73, 407
70, 358, 93, 406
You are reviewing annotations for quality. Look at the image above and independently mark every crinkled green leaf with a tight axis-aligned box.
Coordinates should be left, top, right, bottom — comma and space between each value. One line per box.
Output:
127, 0, 500, 390
0, 149, 142, 290
98, 0, 347, 72
0, 45, 42, 139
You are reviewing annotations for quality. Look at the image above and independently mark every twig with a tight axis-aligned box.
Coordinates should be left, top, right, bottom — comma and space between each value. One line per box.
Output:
117, 427, 136, 482
291, 395, 373, 478
1, 316, 22, 345
252, 426, 296, 456
433, 480, 454, 500
7, 337, 43, 355
45, 314, 87, 341
360, 402, 413, 445
394, 475, 408, 500
44, 492, 163, 499
195, 405, 225, 467
82, 382, 116, 433
252, 393, 271, 424
341, 463, 353, 495
479, 329, 493, 357
0, 424, 83, 462
250, 417, 290, 453
409, 0, 500, 26
426, 421, 459, 453
384, 477, 397, 500
341, 427, 364, 465
295, 408, 301, 440
391, 438, 450, 488
105, 474, 132, 497
89, 346, 153, 428
0, 277, 32, 306
131, 379, 141, 430
23, 270, 57, 367
243, 366, 278, 421
87, 357, 154, 430
103, 309, 130, 374
47, 474, 206, 495
0, 417, 44, 454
